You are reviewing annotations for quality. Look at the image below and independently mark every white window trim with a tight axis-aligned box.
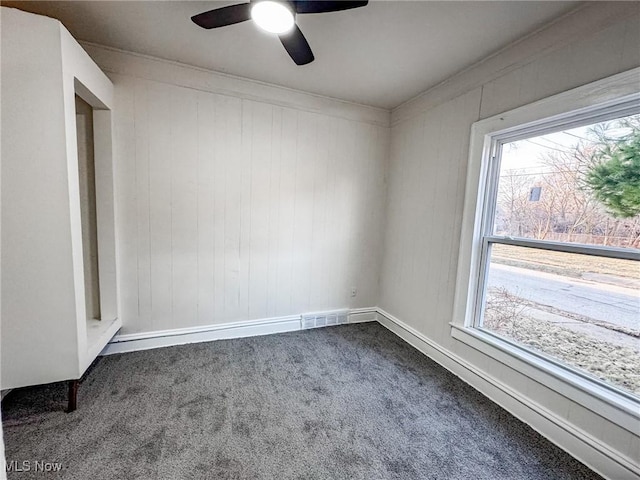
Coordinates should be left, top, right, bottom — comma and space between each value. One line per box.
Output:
452, 67, 640, 433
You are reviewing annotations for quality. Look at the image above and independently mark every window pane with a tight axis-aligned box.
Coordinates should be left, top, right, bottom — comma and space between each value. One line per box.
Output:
494, 114, 640, 248
481, 243, 640, 396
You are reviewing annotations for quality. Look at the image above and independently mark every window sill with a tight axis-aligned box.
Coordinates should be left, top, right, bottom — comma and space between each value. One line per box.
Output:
450, 323, 640, 433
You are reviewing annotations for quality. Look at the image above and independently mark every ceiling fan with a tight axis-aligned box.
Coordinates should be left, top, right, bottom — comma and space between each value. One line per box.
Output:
191, 1, 369, 65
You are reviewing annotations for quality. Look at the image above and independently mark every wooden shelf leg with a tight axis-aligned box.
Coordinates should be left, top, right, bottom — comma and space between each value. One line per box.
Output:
67, 379, 79, 413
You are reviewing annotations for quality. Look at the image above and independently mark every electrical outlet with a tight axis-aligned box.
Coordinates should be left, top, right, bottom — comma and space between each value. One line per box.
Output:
350, 287, 357, 297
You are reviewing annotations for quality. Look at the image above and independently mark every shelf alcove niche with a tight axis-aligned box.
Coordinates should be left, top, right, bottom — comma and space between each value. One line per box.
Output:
73, 82, 120, 374
1, 7, 121, 411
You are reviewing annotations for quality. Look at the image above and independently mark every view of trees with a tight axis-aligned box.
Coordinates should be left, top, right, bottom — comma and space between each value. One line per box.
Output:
495, 115, 640, 248
586, 119, 640, 219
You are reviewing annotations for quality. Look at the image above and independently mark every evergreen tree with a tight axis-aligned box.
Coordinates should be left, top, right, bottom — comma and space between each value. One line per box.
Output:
586, 124, 640, 218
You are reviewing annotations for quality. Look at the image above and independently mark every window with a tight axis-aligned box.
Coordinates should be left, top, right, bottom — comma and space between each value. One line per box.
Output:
478, 112, 640, 398
453, 69, 640, 421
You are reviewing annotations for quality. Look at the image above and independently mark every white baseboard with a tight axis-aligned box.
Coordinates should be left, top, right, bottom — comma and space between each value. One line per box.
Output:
348, 307, 379, 323
375, 308, 639, 480
101, 308, 377, 355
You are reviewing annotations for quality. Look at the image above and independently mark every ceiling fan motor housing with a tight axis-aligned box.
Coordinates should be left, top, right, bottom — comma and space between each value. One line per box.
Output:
250, 0, 296, 35
191, 1, 369, 65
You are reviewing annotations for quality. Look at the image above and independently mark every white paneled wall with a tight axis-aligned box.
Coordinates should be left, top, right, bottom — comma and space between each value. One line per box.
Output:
107, 61, 388, 335
382, 88, 481, 340
379, 2, 640, 478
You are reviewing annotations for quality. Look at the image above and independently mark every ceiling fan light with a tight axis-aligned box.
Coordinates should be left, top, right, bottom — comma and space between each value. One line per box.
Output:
251, 1, 295, 34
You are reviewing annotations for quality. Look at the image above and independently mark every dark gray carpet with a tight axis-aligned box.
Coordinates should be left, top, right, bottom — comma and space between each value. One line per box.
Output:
2, 322, 600, 479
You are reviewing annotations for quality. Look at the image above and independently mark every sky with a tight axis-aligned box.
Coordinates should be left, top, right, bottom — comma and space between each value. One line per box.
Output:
500, 113, 638, 175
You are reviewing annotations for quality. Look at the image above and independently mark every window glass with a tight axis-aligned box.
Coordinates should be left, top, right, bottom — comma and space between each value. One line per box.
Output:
482, 244, 640, 396
493, 114, 640, 249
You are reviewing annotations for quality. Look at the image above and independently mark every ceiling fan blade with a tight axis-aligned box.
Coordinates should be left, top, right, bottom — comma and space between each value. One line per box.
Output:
293, 1, 368, 14
279, 25, 314, 65
191, 3, 252, 29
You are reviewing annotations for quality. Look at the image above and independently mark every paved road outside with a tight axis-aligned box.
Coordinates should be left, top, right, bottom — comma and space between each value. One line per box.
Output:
488, 263, 640, 331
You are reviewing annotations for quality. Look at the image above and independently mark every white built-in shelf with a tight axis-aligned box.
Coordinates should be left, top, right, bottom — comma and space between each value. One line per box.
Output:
86, 318, 122, 366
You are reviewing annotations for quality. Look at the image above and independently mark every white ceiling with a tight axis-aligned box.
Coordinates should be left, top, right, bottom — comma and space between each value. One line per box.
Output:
2, 1, 580, 109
